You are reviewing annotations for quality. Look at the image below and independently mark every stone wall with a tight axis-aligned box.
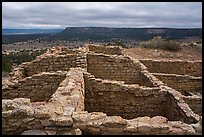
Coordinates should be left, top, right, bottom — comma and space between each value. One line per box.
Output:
2, 68, 86, 135
182, 95, 202, 116
2, 46, 202, 135
24, 54, 78, 76
152, 73, 202, 96
160, 86, 199, 124
88, 44, 123, 55
83, 72, 198, 124
46, 46, 81, 55
87, 53, 154, 86
2, 99, 200, 135
140, 59, 202, 77
9, 46, 87, 79
2, 71, 66, 102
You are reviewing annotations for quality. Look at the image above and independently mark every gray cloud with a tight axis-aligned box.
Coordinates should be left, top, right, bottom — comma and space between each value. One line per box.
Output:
2, 2, 202, 29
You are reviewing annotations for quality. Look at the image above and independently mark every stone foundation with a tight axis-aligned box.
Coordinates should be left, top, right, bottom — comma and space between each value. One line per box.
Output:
83, 72, 198, 123
140, 59, 202, 77
2, 71, 66, 102
87, 53, 154, 86
2, 45, 202, 135
87, 44, 123, 55
152, 73, 202, 96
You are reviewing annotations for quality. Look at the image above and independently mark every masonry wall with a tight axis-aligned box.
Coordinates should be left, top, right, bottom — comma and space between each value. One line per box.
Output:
140, 59, 202, 77
2, 97, 199, 135
182, 96, 202, 116
2, 64, 201, 135
2, 72, 66, 102
164, 92, 194, 123
46, 46, 81, 54
87, 53, 154, 86
23, 54, 86, 76
2, 46, 202, 135
152, 73, 202, 96
10, 47, 87, 79
83, 73, 196, 123
88, 44, 123, 55
2, 68, 86, 135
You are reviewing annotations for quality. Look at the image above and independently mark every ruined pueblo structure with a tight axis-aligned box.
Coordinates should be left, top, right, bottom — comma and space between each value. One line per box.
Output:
2, 45, 202, 135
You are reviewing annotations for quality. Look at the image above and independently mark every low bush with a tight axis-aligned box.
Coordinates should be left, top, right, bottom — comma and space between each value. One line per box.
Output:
139, 36, 181, 51
2, 50, 46, 72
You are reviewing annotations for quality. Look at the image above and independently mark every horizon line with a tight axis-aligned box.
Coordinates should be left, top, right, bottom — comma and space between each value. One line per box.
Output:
3, 27, 203, 29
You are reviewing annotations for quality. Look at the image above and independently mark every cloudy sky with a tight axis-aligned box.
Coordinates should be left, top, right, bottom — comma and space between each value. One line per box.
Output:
2, 2, 202, 29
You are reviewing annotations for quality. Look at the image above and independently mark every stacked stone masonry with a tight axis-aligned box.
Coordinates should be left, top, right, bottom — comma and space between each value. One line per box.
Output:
2, 45, 202, 135
87, 53, 154, 86
2, 71, 66, 102
139, 59, 202, 117
88, 44, 123, 55
139, 59, 202, 77
152, 73, 202, 96
83, 72, 198, 123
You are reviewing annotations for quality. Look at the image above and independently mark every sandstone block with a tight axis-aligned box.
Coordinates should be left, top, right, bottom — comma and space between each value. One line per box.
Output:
89, 112, 107, 121
11, 105, 34, 118
72, 111, 88, 123
49, 115, 73, 126
103, 116, 127, 127
137, 116, 151, 134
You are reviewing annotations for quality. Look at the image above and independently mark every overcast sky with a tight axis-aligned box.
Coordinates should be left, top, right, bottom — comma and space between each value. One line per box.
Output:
2, 2, 202, 29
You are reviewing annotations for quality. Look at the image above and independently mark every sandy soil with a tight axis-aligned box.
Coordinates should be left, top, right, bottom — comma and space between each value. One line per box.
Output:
123, 47, 202, 61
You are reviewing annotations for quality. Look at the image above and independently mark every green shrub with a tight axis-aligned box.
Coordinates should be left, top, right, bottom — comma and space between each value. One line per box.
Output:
2, 50, 46, 72
2, 55, 12, 72
139, 36, 181, 51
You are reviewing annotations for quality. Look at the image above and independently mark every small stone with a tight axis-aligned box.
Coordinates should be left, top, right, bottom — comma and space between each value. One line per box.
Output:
103, 116, 127, 127
72, 111, 88, 123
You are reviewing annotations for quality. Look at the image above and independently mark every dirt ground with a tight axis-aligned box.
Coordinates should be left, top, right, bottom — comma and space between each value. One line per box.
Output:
123, 46, 202, 61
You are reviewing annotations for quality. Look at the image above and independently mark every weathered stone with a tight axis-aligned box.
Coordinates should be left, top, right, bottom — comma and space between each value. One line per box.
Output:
136, 116, 151, 134
49, 115, 73, 126
103, 116, 127, 127
168, 121, 195, 135
89, 112, 107, 121
40, 119, 52, 127
150, 116, 169, 134
21, 129, 47, 135
34, 107, 52, 119
2, 45, 201, 135
2, 110, 13, 118
4, 98, 31, 110
72, 111, 88, 123
7, 119, 23, 127
63, 107, 75, 116
150, 116, 168, 124
124, 125, 137, 133
22, 117, 35, 123
11, 105, 34, 118
191, 120, 202, 134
